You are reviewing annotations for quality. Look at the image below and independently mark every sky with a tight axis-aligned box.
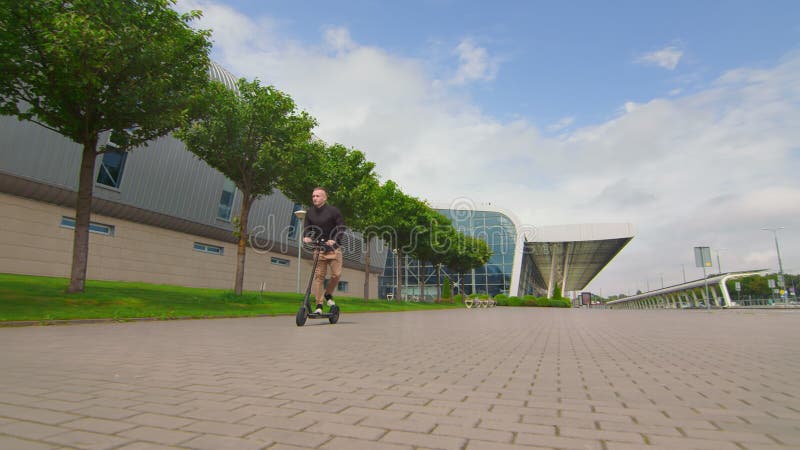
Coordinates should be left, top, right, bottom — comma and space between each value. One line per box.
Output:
176, 0, 800, 296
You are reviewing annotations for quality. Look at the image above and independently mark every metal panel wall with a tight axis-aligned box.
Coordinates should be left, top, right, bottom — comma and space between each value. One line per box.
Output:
0, 116, 82, 189
0, 115, 386, 268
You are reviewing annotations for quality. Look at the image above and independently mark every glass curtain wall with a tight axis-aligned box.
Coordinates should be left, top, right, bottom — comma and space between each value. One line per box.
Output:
377, 210, 518, 300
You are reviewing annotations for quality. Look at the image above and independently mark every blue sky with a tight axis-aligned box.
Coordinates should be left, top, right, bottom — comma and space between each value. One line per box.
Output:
214, 0, 799, 128
178, 0, 800, 295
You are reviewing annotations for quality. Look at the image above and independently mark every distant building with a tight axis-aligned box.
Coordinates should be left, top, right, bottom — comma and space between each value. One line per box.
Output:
379, 205, 635, 300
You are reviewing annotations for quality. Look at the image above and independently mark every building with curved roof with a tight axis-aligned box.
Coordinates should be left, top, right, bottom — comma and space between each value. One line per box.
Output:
0, 61, 634, 299
378, 204, 635, 300
0, 61, 384, 294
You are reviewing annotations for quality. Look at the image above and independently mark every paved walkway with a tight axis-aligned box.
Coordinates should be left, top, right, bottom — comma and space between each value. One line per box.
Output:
1, 308, 799, 449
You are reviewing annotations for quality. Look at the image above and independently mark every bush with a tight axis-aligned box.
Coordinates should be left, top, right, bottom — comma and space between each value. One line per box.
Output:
494, 294, 572, 308
454, 294, 463, 303
550, 298, 572, 308
442, 277, 451, 300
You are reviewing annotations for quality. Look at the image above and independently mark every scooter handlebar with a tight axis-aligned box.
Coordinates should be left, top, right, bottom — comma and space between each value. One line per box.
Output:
307, 238, 334, 252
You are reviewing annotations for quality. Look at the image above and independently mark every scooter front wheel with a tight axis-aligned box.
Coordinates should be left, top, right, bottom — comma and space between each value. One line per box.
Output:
328, 305, 340, 324
296, 306, 308, 326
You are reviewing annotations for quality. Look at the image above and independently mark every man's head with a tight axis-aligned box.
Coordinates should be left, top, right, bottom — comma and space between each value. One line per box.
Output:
311, 187, 328, 208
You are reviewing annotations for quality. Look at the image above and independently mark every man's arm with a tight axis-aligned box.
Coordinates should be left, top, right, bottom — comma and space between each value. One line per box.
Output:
302, 215, 316, 244
331, 208, 346, 247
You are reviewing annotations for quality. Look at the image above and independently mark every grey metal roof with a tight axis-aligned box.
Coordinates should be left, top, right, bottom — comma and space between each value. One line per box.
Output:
208, 61, 239, 91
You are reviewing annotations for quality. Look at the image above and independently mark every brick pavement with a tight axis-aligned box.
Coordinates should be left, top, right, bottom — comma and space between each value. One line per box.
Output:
1, 308, 799, 449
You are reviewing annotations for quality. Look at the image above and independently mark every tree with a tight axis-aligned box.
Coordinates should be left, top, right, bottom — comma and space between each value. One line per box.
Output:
410, 210, 453, 302
176, 79, 316, 294
0, 0, 212, 292
444, 233, 492, 301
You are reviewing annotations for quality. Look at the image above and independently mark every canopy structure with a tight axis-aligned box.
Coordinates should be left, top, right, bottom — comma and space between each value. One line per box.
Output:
518, 223, 635, 297
606, 270, 768, 309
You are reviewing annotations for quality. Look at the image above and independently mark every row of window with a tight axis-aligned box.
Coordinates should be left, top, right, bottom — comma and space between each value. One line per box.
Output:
95, 148, 236, 222
57, 217, 348, 291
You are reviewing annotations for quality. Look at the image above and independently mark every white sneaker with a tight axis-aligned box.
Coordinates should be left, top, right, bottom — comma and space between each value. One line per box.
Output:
327, 299, 336, 307
314, 305, 323, 314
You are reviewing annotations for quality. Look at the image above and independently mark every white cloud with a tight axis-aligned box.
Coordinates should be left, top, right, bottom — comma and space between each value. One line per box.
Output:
547, 116, 574, 132
636, 46, 683, 70
323, 26, 356, 53
449, 39, 498, 85
177, 1, 800, 294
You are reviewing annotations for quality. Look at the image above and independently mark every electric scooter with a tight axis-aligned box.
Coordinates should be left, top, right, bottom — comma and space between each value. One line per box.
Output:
296, 239, 341, 326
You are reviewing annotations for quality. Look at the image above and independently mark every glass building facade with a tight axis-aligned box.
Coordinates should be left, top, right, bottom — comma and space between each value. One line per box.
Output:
377, 209, 519, 300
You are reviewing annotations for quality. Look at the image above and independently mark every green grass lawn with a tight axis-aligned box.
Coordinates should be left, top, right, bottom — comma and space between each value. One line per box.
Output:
0, 273, 461, 323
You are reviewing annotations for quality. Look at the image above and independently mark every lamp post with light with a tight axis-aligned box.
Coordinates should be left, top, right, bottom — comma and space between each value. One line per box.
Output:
761, 227, 784, 274
762, 227, 786, 304
294, 210, 307, 293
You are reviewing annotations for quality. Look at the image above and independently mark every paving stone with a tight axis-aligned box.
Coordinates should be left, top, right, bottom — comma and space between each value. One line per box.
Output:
380, 430, 467, 449
42, 429, 133, 450
321, 436, 412, 450
1, 309, 799, 450
0, 434, 60, 450
61, 417, 137, 434
0, 421, 68, 440
515, 431, 604, 449
180, 434, 269, 450
117, 425, 198, 446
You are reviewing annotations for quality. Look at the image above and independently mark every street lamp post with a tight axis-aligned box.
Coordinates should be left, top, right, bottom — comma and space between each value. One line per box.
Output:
762, 227, 786, 304
715, 248, 727, 274
392, 249, 399, 301
694, 246, 712, 310
294, 210, 307, 293
761, 227, 785, 274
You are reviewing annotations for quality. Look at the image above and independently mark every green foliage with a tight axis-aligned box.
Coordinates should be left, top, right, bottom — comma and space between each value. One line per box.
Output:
0, 0, 212, 147
0, 0, 212, 293
726, 275, 770, 297
443, 233, 493, 283
177, 78, 316, 202
454, 294, 463, 303
552, 285, 563, 299
176, 78, 316, 295
442, 277, 452, 299
492, 294, 571, 308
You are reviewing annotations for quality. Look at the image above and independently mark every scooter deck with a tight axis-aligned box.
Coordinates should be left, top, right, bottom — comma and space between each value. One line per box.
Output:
307, 312, 334, 319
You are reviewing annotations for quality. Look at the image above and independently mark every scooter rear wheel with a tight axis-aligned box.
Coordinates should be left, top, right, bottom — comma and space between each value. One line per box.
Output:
328, 305, 340, 324
296, 306, 308, 326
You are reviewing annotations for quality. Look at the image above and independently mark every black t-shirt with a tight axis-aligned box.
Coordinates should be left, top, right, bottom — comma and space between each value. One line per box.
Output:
303, 203, 346, 246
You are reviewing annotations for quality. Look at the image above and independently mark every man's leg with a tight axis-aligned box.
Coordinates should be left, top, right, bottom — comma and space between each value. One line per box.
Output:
312, 254, 328, 313
324, 249, 343, 304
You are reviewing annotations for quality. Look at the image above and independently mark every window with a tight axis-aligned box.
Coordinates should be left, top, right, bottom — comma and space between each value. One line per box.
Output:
59, 217, 114, 236
271, 257, 290, 267
217, 178, 236, 220
194, 242, 224, 255
337, 281, 349, 292
96, 151, 127, 188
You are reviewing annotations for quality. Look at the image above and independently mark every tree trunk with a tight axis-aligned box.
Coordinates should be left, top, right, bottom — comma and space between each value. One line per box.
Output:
419, 260, 426, 303
67, 139, 99, 293
363, 236, 371, 301
436, 264, 441, 303
234, 197, 251, 295
396, 249, 403, 302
